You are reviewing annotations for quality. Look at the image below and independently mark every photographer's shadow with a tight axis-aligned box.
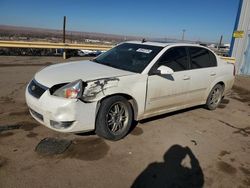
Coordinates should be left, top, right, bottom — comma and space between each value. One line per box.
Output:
132, 145, 204, 188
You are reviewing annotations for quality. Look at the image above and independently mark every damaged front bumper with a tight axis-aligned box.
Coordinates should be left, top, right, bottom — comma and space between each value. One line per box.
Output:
25, 86, 97, 133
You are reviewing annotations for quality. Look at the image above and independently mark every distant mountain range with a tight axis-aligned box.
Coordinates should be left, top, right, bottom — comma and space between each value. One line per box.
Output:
0, 24, 141, 42
0, 24, 213, 45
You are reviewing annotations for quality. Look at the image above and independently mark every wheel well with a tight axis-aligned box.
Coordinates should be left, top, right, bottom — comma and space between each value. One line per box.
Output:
209, 81, 225, 97
206, 81, 226, 102
217, 81, 225, 88
98, 93, 138, 120
216, 81, 225, 92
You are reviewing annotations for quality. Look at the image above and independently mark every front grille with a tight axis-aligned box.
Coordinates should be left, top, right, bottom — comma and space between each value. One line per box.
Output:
30, 108, 44, 121
28, 79, 48, 99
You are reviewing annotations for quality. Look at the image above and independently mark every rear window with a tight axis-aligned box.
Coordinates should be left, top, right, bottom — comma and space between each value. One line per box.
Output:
189, 47, 217, 69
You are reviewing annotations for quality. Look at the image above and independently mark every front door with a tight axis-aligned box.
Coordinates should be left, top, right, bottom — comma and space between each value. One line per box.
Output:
145, 47, 190, 115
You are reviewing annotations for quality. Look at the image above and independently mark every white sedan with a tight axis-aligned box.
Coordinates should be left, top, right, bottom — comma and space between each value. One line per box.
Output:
25, 41, 235, 140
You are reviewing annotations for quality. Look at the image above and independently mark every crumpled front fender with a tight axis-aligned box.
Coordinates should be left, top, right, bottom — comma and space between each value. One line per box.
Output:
82, 77, 120, 102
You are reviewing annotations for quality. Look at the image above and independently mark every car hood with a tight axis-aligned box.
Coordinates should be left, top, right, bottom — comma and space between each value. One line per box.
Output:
34, 60, 135, 87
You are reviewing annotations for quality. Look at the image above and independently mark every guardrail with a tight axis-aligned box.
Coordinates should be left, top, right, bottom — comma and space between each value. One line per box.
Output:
220, 56, 236, 64
0, 40, 236, 63
0, 40, 113, 50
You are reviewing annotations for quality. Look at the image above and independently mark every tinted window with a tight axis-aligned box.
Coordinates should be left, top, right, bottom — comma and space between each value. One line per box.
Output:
157, 47, 188, 72
189, 47, 217, 69
209, 51, 217, 67
94, 43, 163, 73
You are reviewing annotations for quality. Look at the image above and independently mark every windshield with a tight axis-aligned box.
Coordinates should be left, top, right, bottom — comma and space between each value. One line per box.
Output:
93, 43, 163, 73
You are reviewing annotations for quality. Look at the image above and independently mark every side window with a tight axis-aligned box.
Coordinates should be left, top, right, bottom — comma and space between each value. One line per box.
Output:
157, 47, 188, 72
209, 51, 217, 67
189, 47, 217, 69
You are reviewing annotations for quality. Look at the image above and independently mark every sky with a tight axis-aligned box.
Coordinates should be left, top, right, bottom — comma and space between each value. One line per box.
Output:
0, 0, 240, 43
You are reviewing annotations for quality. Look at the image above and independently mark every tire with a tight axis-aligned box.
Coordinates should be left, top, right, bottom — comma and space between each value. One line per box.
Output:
205, 84, 224, 110
95, 96, 133, 141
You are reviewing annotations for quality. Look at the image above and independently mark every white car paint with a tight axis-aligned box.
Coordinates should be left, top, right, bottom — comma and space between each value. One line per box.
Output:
35, 60, 134, 88
25, 41, 235, 133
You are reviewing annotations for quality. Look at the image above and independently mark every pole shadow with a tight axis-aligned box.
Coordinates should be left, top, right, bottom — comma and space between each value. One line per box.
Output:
131, 145, 204, 188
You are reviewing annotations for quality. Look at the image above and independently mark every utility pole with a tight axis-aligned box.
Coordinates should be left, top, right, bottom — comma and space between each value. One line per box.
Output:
217, 35, 223, 50
63, 16, 66, 59
182, 29, 186, 41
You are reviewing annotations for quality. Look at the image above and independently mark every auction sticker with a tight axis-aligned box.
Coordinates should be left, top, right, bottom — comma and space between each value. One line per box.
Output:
136, 48, 152, 54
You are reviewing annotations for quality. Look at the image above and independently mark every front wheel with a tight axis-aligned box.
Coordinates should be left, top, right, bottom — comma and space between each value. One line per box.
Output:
95, 96, 133, 141
205, 84, 224, 110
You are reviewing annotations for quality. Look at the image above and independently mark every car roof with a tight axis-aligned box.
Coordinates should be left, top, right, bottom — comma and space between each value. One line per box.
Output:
124, 41, 203, 48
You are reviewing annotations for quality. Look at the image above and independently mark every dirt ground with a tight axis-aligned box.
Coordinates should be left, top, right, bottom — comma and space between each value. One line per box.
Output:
0, 56, 249, 188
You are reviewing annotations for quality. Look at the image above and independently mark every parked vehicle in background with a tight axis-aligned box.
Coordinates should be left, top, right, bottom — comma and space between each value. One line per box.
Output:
77, 49, 105, 57
25, 41, 235, 140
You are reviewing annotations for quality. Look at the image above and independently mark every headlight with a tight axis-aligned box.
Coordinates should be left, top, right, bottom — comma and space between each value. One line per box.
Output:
53, 80, 83, 99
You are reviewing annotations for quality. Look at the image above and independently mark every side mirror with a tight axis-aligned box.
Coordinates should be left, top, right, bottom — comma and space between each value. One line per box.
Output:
157, 65, 174, 75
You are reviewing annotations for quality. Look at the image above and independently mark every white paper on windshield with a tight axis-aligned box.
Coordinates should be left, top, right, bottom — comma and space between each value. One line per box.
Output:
136, 48, 152, 54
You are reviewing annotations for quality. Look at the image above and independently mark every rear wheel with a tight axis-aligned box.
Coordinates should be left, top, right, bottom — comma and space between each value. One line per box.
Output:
95, 96, 133, 141
205, 84, 224, 110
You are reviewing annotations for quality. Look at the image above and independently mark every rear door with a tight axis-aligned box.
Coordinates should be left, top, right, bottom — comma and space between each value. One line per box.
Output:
187, 47, 218, 103
145, 47, 191, 114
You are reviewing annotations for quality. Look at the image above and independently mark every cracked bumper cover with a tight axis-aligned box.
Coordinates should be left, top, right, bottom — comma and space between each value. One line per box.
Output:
25, 87, 97, 133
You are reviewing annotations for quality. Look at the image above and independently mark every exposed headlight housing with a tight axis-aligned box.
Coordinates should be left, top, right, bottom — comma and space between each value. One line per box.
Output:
52, 79, 83, 99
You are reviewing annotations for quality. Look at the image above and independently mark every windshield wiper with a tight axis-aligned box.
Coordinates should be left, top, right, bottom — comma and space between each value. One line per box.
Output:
91, 59, 101, 64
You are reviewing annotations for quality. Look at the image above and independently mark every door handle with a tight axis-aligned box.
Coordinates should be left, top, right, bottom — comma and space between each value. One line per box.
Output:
210, 72, 216, 76
183, 75, 190, 80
